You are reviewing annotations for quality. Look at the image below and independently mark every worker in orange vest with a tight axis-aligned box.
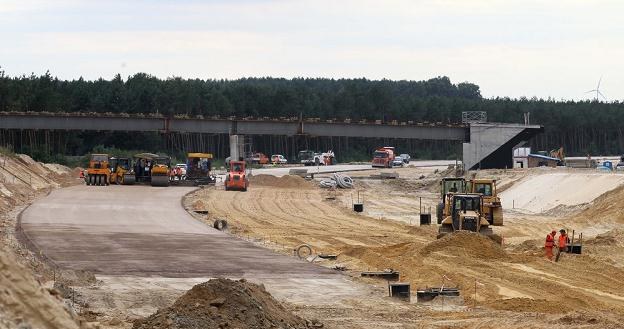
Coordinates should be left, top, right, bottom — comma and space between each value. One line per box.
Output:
544, 229, 556, 261
558, 229, 568, 253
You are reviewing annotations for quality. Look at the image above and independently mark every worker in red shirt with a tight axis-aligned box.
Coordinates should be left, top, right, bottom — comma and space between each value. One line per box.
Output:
558, 229, 568, 253
544, 229, 556, 261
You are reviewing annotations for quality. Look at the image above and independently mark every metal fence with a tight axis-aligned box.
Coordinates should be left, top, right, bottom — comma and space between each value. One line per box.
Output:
461, 111, 487, 124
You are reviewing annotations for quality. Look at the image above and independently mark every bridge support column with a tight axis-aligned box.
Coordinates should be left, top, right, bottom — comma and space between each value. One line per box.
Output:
462, 123, 543, 170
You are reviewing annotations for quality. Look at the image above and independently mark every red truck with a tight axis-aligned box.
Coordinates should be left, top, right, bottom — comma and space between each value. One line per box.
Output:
372, 147, 395, 168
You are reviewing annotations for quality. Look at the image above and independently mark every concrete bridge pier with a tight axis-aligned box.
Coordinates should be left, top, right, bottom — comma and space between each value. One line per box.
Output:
462, 123, 544, 170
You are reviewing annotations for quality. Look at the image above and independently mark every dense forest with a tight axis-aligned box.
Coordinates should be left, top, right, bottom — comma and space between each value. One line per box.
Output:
1, 69, 623, 161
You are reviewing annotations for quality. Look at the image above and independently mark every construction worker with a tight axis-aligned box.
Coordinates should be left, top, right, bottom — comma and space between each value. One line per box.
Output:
558, 229, 568, 253
545, 230, 556, 261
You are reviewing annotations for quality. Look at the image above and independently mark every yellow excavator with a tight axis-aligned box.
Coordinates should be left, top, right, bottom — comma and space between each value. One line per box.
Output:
109, 157, 135, 185
86, 154, 111, 186
466, 179, 503, 226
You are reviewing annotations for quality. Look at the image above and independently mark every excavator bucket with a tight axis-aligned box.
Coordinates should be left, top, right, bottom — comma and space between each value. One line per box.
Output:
151, 175, 170, 187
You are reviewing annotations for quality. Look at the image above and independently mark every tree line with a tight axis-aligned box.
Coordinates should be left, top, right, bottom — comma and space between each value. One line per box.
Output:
0, 69, 623, 156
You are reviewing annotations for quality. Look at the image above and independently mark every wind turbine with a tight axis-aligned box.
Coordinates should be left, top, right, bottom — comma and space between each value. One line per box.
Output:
586, 77, 607, 101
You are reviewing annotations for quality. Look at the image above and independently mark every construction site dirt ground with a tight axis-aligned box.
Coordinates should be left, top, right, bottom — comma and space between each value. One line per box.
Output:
186, 166, 624, 328
5, 158, 624, 328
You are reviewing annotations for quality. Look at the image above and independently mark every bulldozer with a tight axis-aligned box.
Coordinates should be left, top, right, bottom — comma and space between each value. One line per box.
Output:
437, 193, 496, 239
86, 153, 111, 186
109, 157, 135, 185
466, 179, 503, 226
224, 160, 249, 191
436, 177, 466, 224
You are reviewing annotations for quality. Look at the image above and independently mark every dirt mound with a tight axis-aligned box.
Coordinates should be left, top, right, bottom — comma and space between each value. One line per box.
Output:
585, 229, 624, 246
192, 200, 206, 211
0, 250, 83, 329
484, 298, 571, 313
510, 239, 542, 255
133, 278, 315, 329
420, 231, 507, 260
249, 174, 312, 189
553, 311, 622, 327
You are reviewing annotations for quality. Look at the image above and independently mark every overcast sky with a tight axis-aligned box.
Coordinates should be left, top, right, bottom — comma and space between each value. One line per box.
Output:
1, 0, 622, 100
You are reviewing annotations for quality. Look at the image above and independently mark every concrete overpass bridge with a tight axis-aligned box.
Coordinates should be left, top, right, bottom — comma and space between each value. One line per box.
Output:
0, 112, 543, 169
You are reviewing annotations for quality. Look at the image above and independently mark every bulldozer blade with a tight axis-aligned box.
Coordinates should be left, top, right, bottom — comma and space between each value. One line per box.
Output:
150, 176, 170, 187
122, 174, 136, 185
486, 233, 503, 245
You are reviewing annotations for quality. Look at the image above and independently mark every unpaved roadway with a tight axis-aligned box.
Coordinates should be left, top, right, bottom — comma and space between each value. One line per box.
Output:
19, 185, 364, 318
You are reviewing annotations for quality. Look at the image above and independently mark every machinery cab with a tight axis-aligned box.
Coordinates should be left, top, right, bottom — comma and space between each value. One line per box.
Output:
133, 153, 159, 182
250, 152, 269, 165
299, 150, 316, 166
132, 153, 170, 186
467, 179, 503, 226
436, 177, 466, 224
372, 147, 395, 168
109, 157, 135, 185
438, 193, 493, 238
224, 160, 249, 191
183, 152, 216, 185
86, 153, 111, 186
186, 153, 213, 180
441, 178, 466, 196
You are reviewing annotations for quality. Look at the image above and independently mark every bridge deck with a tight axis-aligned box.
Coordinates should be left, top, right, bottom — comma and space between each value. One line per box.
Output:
0, 112, 468, 140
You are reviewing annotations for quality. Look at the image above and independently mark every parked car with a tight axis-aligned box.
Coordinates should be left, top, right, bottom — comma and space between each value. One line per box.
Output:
271, 154, 288, 164
392, 156, 404, 167
399, 153, 411, 164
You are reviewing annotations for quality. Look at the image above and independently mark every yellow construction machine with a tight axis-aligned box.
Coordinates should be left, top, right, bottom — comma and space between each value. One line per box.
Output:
150, 156, 171, 187
109, 157, 135, 185
436, 177, 466, 224
466, 179, 503, 226
186, 153, 214, 181
437, 193, 497, 240
133, 153, 171, 187
86, 154, 111, 186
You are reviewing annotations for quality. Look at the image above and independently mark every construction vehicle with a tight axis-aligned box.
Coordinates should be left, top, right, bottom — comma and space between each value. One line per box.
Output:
150, 156, 171, 187
183, 152, 216, 185
436, 177, 467, 224
466, 178, 503, 226
132, 153, 171, 186
617, 155, 624, 171
250, 152, 269, 165
271, 154, 288, 164
109, 157, 135, 185
224, 160, 249, 191
319, 150, 336, 165
550, 147, 565, 166
299, 150, 336, 166
299, 150, 317, 166
86, 154, 111, 186
437, 193, 496, 239
372, 147, 395, 168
